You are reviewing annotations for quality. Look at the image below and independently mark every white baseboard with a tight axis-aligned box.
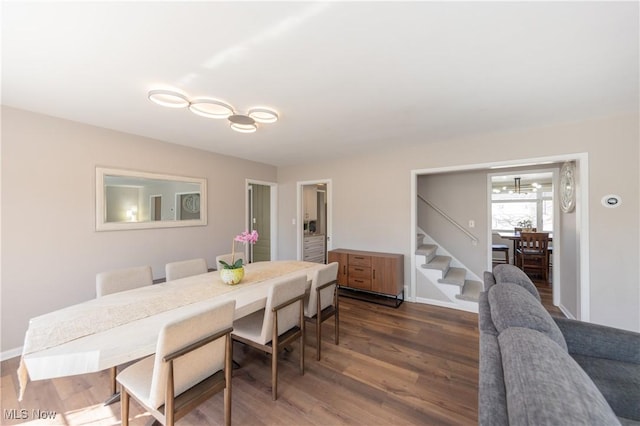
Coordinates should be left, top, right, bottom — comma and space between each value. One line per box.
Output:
415, 296, 478, 314
559, 304, 576, 320
1, 346, 22, 362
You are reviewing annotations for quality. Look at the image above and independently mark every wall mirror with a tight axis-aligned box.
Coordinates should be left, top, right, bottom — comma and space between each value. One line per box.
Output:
96, 167, 207, 231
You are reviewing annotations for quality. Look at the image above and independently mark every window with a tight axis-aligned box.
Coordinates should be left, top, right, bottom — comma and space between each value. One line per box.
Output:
491, 174, 553, 232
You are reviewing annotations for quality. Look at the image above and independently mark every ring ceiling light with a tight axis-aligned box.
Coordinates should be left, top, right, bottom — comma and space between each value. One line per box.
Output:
148, 90, 189, 108
228, 114, 257, 133
189, 99, 234, 119
148, 88, 278, 134
248, 108, 279, 124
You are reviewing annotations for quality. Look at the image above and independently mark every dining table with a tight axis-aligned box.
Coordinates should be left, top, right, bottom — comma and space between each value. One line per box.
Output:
17, 260, 325, 400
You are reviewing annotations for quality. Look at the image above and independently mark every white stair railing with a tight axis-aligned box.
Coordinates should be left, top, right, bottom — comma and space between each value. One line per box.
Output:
417, 194, 479, 245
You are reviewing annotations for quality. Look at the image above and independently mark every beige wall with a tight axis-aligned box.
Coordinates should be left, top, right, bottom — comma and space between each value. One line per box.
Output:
278, 113, 640, 332
1, 107, 277, 352
417, 170, 489, 278
2, 108, 638, 354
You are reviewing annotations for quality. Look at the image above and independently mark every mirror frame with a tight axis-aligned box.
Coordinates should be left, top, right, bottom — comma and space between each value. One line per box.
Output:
96, 167, 207, 231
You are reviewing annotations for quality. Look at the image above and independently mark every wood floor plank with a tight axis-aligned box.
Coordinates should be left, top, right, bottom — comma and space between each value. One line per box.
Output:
1, 297, 486, 425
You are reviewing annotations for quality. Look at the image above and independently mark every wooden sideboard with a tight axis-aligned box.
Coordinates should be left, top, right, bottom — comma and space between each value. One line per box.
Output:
328, 249, 404, 306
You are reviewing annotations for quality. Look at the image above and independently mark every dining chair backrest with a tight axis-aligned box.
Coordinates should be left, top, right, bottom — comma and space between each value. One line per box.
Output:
165, 258, 207, 281
96, 266, 153, 297
517, 232, 550, 253
514, 227, 537, 233
147, 299, 235, 409
258, 274, 307, 345
216, 253, 245, 271
305, 263, 339, 318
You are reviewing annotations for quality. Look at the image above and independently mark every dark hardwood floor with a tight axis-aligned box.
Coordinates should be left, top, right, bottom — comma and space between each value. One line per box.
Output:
1, 298, 480, 425
1, 284, 563, 426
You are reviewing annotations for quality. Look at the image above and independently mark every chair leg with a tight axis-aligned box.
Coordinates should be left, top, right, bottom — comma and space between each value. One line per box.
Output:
316, 314, 322, 361
120, 387, 130, 426
335, 293, 340, 346
224, 334, 232, 426
271, 348, 278, 401
300, 323, 305, 375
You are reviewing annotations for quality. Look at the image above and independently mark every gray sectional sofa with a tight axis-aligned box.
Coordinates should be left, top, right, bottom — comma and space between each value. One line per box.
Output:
479, 264, 640, 425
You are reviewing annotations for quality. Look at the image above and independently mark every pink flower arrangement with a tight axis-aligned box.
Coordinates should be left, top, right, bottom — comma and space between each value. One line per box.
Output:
220, 230, 259, 269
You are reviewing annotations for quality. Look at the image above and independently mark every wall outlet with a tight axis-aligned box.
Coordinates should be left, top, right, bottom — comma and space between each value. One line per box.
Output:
468, 220, 475, 228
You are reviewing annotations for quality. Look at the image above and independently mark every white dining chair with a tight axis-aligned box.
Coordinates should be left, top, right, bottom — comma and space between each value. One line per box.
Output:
96, 265, 153, 400
117, 299, 235, 426
216, 253, 244, 271
304, 262, 339, 361
96, 265, 153, 298
231, 274, 306, 400
165, 258, 207, 281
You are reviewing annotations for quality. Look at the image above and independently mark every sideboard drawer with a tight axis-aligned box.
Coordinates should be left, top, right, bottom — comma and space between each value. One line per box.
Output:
349, 254, 371, 267
348, 265, 370, 279
348, 275, 371, 290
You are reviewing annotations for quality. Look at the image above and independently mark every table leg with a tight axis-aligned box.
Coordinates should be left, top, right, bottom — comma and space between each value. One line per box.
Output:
104, 392, 120, 405
104, 366, 120, 405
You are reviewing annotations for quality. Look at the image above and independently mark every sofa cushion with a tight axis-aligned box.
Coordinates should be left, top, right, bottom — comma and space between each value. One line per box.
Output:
483, 271, 496, 291
489, 283, 567, 351
478, 292, 498, 336
492, 264, 540, 301
573, 354, 640, 421
498, 327, 621, 426
478, 331, 508, 426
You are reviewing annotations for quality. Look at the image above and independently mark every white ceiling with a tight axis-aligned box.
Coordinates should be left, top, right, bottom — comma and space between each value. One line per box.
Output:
3, 1, 638, 167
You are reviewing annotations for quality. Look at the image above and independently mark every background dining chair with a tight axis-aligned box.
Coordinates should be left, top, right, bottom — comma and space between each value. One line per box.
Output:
96, 265, 153, 298
231, 274, 306, 400
513, 228, 538, 267
304, 262, 339, 361
216, 253, 245, 271
491, 232, 509, 265
117, 299, 235, 426
515, 232, 550, 282
165, 258, 207, 281
96, 265, 153, 400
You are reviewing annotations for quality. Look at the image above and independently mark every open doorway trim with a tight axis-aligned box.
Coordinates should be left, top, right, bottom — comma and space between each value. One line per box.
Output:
296, 179, 332, 261
245, 179, 278, 261
410, 152, 590, 321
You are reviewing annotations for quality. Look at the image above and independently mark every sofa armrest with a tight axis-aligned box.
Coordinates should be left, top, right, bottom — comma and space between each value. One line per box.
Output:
554, 317, 640, 364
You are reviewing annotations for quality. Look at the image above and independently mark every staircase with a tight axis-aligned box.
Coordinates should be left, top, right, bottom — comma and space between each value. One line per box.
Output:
415, 233, 482, 313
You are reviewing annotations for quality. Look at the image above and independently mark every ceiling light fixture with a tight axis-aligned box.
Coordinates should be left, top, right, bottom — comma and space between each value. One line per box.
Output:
248, 107, 279, 124
228, 114, 257, 133
189, 98, 234, 119
148, 89, 190, 108
148, 88, 278, 134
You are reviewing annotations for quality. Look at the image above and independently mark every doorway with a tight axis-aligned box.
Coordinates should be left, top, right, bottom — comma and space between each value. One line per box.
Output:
246, 180, 278, 263
297, 179, 332, 263
410, 153, 589, 321
489, 170, 556, 265
150, 195, 162, 221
